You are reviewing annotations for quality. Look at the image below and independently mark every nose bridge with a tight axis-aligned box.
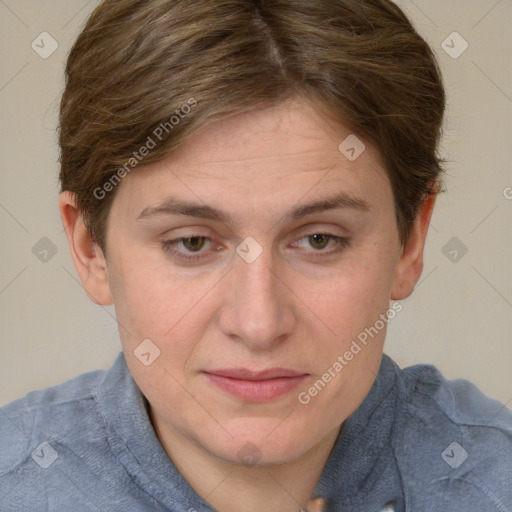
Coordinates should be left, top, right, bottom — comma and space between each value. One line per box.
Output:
220, 250, 295, 348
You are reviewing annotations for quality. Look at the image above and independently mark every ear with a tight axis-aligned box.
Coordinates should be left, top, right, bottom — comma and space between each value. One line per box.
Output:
391, 194, 437, 300
59, 191, 113, 306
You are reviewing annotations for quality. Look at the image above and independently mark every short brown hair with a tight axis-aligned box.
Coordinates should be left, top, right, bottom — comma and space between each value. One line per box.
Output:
59, 0, 445, 252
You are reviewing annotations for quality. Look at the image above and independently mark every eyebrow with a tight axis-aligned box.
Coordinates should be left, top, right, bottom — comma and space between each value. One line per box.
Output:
137, 191, 371, 224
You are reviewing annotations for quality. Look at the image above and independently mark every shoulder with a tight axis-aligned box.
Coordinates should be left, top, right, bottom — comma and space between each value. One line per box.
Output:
0, 366, 107, 475
0, 353, 163, 511
391, 358, 512, 511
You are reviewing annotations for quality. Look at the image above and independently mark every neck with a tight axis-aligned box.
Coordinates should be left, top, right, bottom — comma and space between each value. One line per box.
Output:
150, 410, 341, 512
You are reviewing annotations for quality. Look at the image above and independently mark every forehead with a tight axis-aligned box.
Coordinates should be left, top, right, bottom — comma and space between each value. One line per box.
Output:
167, 97, 382, 171
113, 97, 391, 218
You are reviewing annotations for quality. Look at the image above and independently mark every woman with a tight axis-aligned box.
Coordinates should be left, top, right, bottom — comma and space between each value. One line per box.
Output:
1, 1, 510, 511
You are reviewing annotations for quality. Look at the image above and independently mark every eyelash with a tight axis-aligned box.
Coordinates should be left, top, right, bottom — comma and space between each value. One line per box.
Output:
161, 235, 216, 262
161, 233, 351, 262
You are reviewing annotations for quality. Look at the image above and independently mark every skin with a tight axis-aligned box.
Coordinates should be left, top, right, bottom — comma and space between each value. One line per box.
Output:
60, 96, 435, 512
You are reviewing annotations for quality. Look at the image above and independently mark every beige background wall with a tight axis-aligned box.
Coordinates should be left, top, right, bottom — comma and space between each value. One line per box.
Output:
1, 0, 511, 408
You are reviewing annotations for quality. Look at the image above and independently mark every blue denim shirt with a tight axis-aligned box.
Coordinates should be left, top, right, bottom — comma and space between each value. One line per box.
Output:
1, 352, 511, 511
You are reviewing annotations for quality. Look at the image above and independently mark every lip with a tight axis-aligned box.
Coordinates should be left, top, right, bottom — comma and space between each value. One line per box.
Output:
203, 368, 308, 402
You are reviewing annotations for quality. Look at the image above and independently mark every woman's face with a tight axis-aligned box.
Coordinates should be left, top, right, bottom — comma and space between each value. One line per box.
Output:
103, 96, 406, 465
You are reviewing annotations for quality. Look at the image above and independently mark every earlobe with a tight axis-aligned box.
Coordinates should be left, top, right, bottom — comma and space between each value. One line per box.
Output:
391, 194, 437, 301
59, 191, 113, 306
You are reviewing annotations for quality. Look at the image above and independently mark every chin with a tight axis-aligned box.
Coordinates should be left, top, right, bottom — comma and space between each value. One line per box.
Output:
204, 419, 314, 466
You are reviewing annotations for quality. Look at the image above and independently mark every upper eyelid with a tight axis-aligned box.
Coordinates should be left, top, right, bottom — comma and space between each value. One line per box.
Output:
293, 233, 344, 244
167, 235, 214, 248
161, 222, 349, 240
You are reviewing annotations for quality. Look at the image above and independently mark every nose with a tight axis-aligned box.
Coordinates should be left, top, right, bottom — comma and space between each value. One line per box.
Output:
217, 248, 296, 350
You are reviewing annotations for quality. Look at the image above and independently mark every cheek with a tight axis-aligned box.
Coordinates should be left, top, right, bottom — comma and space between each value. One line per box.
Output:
295, 248, 397, 417
294, 247, 397, 406
107, 249, 223, 358
303, 253, 396, 338
294, 271, 391, 429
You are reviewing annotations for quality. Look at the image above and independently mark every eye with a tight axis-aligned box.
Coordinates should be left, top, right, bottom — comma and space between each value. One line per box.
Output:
293, 233, 350, 258
161, 232, 350, 264
303, 234, 333, 250
161, 235, 216, 261
178, 236, 207, 252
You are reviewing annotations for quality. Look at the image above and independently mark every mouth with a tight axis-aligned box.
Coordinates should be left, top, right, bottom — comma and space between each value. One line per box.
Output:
203, 368, 309, 402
